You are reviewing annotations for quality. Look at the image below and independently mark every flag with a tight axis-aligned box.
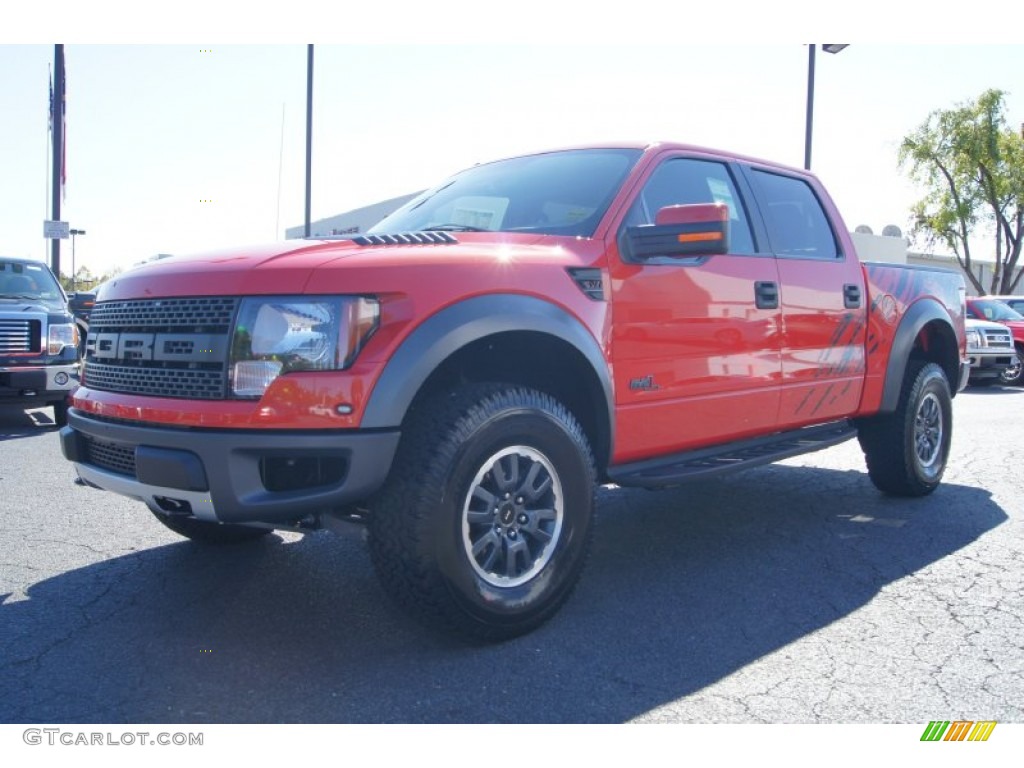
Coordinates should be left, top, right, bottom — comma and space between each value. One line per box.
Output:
49, 48, 67, 203
60, 60, 66, 201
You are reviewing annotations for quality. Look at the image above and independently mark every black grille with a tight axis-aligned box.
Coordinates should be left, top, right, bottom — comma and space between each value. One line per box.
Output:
983, 329, 1013, 349
84, 362, 226, 399
83, 436, 136, 477
84, 297, 237, 399
89, 297, 238, 330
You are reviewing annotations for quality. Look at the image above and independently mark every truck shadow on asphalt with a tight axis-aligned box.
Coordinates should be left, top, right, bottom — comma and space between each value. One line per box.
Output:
0, 465, 1006, 724
961, 385, 1023, 396
0, 406, 60, 440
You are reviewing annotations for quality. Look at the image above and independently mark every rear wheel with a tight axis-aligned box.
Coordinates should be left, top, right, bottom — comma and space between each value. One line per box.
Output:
367, 384, 595, 642
150, 511, 272, 544
857, 360, 952, 496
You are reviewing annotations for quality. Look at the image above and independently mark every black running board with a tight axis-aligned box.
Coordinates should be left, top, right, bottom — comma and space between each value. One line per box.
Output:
607, 421, 857, 488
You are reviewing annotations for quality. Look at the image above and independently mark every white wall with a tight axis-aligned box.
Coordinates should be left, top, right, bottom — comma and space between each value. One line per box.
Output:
849, 231, 906, 264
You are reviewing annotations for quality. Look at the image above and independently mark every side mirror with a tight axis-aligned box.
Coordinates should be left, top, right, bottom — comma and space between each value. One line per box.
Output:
622, 202, 730, 261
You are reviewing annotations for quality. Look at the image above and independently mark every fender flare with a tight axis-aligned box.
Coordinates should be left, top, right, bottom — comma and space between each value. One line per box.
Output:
879, 298, 958, 413
361, 293, 614, 436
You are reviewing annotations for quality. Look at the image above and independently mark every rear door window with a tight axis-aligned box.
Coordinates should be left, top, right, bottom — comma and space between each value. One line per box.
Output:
751, 170, 839, 259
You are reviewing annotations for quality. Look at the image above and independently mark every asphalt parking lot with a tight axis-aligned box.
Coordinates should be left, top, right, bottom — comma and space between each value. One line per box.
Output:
1, 388, 1021, 724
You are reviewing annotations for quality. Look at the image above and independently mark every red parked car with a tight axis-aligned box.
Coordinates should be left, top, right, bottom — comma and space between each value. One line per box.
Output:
966, 298, 1024, 385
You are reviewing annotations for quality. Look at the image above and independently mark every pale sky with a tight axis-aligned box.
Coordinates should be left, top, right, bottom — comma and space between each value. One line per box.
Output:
2, 5, 1021, 279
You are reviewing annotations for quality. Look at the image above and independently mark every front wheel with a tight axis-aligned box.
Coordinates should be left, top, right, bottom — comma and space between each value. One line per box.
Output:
49, 400, 69, 427
857, 360, 952, 496
999, 348, 1023, 385
367, 384, 595, 642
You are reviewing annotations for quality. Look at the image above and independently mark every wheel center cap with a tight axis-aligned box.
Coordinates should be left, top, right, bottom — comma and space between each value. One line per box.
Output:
499, 505, 517, 526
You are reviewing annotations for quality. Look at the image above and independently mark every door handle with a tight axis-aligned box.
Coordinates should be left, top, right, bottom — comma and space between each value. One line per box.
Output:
844, 284, 862, 309
755, 281, 778, 309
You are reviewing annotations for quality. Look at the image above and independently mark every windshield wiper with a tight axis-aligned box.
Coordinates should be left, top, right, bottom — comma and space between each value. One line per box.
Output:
422, 224, 489, 232
1, 294, 40, 300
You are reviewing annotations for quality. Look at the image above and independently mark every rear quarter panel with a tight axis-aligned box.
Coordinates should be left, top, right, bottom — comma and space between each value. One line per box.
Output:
859, 262, 966, 415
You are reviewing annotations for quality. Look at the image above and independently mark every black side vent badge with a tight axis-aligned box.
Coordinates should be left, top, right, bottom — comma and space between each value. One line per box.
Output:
352, 232, 459, 246
567, 268, 605, 301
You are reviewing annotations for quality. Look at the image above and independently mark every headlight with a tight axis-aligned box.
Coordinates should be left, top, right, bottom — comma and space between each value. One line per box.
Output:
965, 329, 982, 349
229, 296, 379, 397
48, 322, 78, 355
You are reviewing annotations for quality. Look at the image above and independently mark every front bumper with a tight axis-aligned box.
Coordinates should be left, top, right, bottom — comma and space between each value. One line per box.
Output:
967, 351, 1018, 380
60, 409, 400, 524
0, 362, 80, 407
957, 359, 972, 391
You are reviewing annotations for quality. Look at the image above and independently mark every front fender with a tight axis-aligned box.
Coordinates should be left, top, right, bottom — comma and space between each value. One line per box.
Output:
361, 293, 613, 431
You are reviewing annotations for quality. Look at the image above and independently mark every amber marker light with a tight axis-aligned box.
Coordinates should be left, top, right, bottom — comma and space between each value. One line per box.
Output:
677, 231, 724, 243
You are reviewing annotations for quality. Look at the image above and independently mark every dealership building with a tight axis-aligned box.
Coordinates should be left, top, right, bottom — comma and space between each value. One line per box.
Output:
284, 192, 420, 240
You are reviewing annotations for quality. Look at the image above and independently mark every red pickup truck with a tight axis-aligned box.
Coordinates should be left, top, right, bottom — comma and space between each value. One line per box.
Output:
60, 142, 968, 640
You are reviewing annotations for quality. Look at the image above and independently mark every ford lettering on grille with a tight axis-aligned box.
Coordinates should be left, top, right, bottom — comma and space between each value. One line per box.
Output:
89, 332, 228, 362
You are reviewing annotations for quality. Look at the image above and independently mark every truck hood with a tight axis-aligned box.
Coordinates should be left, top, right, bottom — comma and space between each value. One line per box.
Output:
965, 318, 1009, 332
0, 297, 69, 316
97, 233, 595, 301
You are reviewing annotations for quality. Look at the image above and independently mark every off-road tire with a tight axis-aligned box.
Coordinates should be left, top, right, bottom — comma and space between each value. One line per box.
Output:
367, 384, 596, 642
857, 360, 952, 497
150, 510, 273, 544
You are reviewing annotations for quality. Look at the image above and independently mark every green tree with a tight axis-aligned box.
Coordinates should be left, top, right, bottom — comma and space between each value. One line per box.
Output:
899, 89, 1024, 295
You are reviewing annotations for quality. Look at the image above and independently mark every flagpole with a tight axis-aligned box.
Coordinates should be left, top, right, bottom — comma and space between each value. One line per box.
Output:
46, 65, 51, 258
304, 44, 313, 238
276, 102, 285, 240
50, 44, 64, 278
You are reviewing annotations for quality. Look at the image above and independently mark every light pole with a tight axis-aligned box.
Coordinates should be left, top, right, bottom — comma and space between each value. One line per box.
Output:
69, 228, 85, 291
804, 44, 848, 170
304, 44, 313, 238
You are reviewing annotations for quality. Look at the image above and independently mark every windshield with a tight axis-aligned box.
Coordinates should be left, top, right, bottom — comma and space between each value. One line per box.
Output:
971, 299, 1024, 322
370, 148, 643, 238
0, 260, 66, 310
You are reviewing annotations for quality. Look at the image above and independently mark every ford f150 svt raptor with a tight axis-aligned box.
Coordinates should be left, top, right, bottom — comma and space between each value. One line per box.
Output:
60, 142, 969, 640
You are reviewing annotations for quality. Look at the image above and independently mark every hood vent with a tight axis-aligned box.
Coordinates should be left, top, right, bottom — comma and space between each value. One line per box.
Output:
352, 232, 459, 247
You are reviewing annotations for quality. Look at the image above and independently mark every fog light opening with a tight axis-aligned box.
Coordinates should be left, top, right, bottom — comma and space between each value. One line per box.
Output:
259, 455, 348, 492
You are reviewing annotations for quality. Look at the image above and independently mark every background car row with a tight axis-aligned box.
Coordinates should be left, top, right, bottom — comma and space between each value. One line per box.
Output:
965, 296, 1024, 386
